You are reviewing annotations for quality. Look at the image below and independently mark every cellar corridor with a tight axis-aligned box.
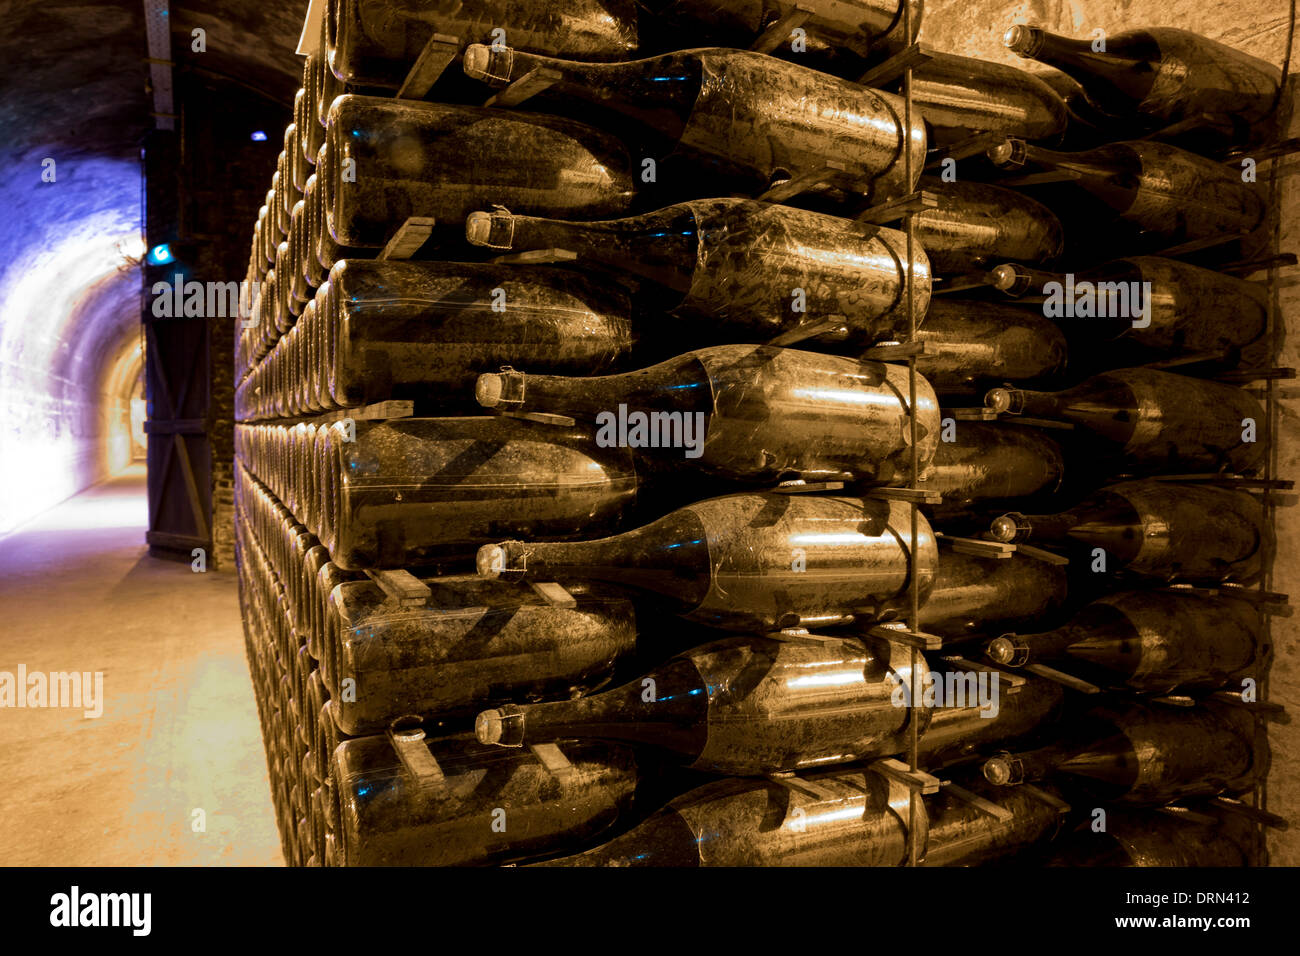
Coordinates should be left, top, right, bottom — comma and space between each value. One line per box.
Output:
0, 469, 280, 866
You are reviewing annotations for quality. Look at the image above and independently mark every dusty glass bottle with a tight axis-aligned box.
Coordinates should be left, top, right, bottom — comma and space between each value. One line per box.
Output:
918, 550, 1069, 640
324, 258, 634, 409
324, 576, 638, 735
1004, 25, 1280, 151
922, 421, 1065, 517
535, 769, 1065, 866
987, 257, 1268, 357
985, 367, 1265, 474
464, 200, 931, 346
988, 480, 1267, 583
326, 0, 641, 87
323, 95, 636, 250
912, 299, 1068, 395
641, 0, 922, 75
911, 178, 1065, 276
477, 493, 938, 631
983, 700, 1266, 805
1046, 807, 1257, 866
461, 45, 925, 199
987, 589, 1265, 694
912, 52, 1067, 148
474, 344, 940, 485
915, 673, 1066, 769
330, 732, 641, 866
986, 138, 1266, 249
322, 416, 639, 570
475, 633, 928, 775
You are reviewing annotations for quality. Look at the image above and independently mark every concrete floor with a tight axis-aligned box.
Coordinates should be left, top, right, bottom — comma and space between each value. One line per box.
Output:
0, 466, 281, 865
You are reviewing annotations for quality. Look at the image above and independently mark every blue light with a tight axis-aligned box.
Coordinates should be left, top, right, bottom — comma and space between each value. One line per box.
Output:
147, 244, 174, 265
251, 130, 268, 142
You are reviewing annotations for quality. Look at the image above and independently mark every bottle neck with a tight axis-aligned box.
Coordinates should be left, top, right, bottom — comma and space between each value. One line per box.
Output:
984, 385, 1068, 420
987, 261, 1141, 298
987, 263, 1068, 297
1040, 601, 1145, 673
986, 375, 1139, 444
990, 492, 1142, 560
986, 725, 1132, 788
466, 206, 700, 296
477, 657, 708, 760
463, 45, 701, 139
476, 353, 713, 421
987, 624, 1085, 667
988, 510, 1081, 544
477, 509, 714, 611
988, 139, 1133, 186
1004, 26, 1157, 114
984, 740, 1078, 784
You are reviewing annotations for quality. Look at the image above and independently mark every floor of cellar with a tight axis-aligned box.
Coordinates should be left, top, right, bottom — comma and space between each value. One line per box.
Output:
0, 466, 281, 866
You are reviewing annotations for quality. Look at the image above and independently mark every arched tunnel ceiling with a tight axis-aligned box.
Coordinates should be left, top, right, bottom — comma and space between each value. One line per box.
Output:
0, 0, 307, 161
0, 0, 307, 531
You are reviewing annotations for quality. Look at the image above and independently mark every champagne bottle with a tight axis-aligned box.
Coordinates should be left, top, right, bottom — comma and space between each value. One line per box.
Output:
641, 0, 922, 74
913, 300, 1068, 395
474, 633, 928, 774
912, 52, 1067, 148
985, 367, 1264, 474
314, 560, 364, 681
988, 480, 1267, 583
316, 416, 640, 570
986, 257, 1268, 356
310, 148, 366, 277
324, 258, 634, 408
464, 200, 931, 345
324, 576, 637, 735
923, 422, 1065, 517
536, 771, 909, 866
535, 769, 1066, 867
916, 672, 1065, 768
986, 589, 1265, 694
983, 700, 1265, 805
323, 95, 636, 250
918, 550, 1069, 640
476, 492, 938, 630
1046, 806, 1257, 866
921, 773, 1070, 867
326, 0, 642, 88
474, 344, 940, 484
1035, 70, 1142, 149
330, 732, 641, 866
1004, 25, 1280, 151
911, 178, 1064, 275
986, 138, 1265, 249
461, 45, 925, 199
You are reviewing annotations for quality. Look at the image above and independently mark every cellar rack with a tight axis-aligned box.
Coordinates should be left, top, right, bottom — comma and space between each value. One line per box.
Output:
804, 11, 1300, 864
871, 6, 930, 864
241, 4, 1297, 866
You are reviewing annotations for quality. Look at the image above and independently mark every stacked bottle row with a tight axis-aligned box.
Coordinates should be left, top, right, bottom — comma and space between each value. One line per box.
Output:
238, 6, 1279, 384
234, 0, 1283, 865
236, 447, 1272, 865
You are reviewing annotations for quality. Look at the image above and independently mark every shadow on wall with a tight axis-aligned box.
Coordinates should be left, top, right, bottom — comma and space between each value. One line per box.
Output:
0, 151, 145, 535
